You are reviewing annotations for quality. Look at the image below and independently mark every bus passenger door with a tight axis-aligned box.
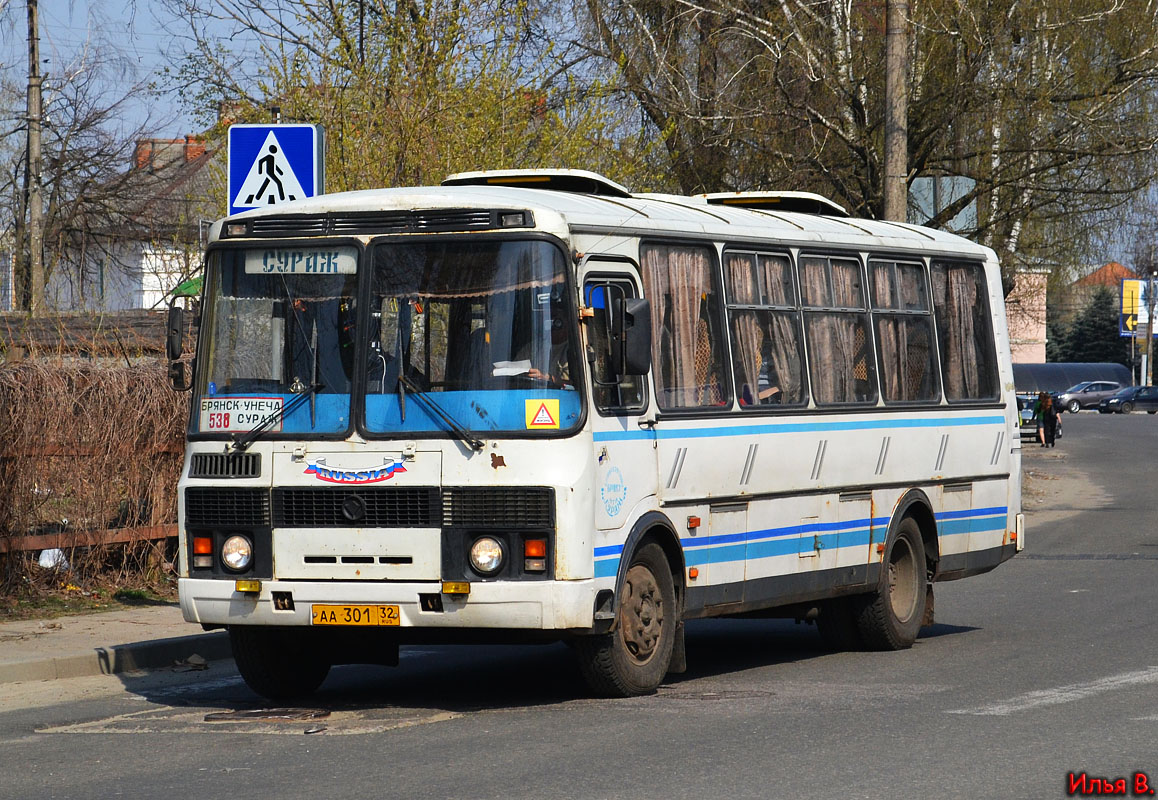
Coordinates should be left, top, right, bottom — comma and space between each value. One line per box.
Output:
583, 271, 658, 539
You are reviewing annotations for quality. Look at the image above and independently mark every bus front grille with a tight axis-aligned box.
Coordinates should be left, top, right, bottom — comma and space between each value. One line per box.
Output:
442, 487, 554, 529
273, 487, 441, 528
184, 486, 555, 530
185, 487, 270, 527
190, 452, 261, 479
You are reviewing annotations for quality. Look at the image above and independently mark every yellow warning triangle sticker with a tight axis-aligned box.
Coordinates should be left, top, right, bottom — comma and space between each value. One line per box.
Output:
525, 399, 560, 429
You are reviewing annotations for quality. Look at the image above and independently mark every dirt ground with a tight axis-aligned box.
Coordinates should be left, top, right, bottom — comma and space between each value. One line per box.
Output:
0, 547, 178, 621
1020, 443, 1105, 526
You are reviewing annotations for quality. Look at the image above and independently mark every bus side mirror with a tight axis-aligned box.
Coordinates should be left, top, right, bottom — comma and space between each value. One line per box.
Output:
166, 304, 184, 361
612, 297, 651, 377
166, 304, 191, 391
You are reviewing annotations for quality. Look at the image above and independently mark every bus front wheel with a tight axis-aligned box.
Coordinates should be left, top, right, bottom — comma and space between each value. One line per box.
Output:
854, 518, 927, 650
575, 543, 677, 697
229, 625, 331, 701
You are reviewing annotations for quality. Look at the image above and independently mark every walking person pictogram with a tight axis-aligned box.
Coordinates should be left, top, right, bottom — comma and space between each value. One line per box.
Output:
245, 144, 296, 204
229, 127, 317, 214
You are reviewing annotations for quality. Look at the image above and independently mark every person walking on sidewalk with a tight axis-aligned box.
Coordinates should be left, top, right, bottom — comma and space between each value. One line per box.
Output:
1042, 393, 1051, 451
1034, 392, 1059, 447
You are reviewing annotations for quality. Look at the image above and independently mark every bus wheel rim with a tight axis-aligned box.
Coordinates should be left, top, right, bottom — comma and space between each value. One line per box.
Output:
888, 537, 919, 623
620, 564, 663, 663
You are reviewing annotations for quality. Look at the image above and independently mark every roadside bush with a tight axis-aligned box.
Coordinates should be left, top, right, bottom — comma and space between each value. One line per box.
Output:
0, 361, 187, 596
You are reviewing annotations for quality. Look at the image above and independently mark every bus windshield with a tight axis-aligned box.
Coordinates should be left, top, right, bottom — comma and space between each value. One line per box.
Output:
365, 239, 582, 436
194, 245, 359, 436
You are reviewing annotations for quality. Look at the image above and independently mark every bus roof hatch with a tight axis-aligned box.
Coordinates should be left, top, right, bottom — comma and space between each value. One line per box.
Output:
701, 191, 849, 217
442, 169, 633, 198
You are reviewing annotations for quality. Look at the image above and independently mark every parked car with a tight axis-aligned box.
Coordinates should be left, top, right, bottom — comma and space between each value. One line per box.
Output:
1054, 381, 1124, 413
1016, 394, 1036, 437
1097, 385, 1158, 414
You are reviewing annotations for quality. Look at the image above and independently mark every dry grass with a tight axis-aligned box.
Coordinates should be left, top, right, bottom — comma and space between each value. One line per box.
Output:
0, 360, 187, 599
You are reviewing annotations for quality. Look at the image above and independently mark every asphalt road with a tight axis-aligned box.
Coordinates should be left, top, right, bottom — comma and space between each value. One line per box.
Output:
2, 411, 1156, 800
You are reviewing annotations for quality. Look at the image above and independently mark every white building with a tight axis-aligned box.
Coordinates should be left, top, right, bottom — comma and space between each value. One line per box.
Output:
46, 137, 216, 312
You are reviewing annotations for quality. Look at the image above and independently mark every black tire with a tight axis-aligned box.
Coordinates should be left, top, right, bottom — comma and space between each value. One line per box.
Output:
1068, 399, 1080, 413
852, 518, 927, 650
229, 625, 331, 701
575, 543, 677, 697
1122, 402, 1134, 413
816, 597, 865, 651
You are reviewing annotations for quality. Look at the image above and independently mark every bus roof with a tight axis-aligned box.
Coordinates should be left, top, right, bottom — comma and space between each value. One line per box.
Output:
215, 177, 992, 260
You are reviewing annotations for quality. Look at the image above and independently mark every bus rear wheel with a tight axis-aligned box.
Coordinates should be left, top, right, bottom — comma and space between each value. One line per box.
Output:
229, 625, 331, 701
575, 543, 677, 697
853, 518, 927, 650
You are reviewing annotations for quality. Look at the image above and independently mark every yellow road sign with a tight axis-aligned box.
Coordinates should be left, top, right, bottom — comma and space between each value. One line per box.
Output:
1123, 279, 1142, 316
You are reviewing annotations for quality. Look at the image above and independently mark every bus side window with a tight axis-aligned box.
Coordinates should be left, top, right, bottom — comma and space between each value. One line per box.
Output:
801, 254, 878, 406
869, 259, 939, 404
640, 243, 731, 410
586, 281, 646, 413
931, 260, 1000, 402
724, 250, 807, 408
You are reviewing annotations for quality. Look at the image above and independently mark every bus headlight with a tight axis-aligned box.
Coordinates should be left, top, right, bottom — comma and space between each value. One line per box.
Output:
469, 537, 504, 576
221, 535, 254, 572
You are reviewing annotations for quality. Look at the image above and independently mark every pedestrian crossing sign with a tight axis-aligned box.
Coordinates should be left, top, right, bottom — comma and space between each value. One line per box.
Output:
227, 124, 324, 216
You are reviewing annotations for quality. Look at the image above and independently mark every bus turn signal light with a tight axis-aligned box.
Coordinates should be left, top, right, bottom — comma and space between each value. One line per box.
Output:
193, 536, 213, 568
524, 539, 547, 573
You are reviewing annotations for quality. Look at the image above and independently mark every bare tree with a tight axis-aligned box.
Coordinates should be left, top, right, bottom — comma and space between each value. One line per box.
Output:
574, 0, 1158, 281
0, 6, 180, 311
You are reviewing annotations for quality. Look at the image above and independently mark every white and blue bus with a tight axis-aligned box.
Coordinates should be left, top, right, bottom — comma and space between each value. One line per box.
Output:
170, 169, 1023, 699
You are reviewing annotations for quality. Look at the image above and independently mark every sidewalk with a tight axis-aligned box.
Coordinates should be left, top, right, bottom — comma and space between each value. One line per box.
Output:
0, 604, 231, 684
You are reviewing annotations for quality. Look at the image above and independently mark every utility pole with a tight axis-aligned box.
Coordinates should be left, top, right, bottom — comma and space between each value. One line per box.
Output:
883, 0, 909, 222
25, 0, 44, 314
1145, 267, 1157, 387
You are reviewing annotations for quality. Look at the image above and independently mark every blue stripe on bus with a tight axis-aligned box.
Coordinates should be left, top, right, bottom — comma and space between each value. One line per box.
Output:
679, 516, 889, 550
593, 415, 1005, 443
937, 516, 1007, 537
592, 506, 1008, 577
935, 506, 1006, 520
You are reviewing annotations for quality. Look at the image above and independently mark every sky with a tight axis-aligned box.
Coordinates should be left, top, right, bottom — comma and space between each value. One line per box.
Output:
2, 0, 215, 139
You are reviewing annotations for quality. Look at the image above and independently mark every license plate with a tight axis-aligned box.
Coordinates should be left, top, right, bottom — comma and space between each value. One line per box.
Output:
311, 604, 400, 626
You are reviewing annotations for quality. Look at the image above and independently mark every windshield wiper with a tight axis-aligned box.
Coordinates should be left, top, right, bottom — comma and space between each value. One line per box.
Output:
398, 375, 484, 452
228, 384, 320, 453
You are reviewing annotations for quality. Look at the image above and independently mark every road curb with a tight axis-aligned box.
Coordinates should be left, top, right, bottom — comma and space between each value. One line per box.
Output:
0, 631, 233, 684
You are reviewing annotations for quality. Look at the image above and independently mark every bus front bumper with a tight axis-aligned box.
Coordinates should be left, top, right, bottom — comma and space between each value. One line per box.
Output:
178, 577, 598, 632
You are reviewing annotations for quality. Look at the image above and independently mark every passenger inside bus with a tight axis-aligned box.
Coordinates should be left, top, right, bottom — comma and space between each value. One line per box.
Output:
515, 292, 572, 388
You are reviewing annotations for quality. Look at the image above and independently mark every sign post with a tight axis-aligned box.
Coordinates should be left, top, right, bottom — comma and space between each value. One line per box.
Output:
227, 124, 324, 216
1147, 272, 1157, 386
